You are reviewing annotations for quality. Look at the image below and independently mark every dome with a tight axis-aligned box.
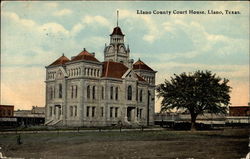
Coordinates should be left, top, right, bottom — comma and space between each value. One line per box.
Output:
110, 26, 124, 36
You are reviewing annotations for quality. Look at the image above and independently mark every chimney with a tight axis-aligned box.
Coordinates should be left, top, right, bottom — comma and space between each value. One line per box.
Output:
128, 59, 134, 69
91, 52, 95, 56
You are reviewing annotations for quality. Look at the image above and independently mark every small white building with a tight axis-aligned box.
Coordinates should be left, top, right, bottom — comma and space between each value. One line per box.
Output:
45, 24, 156, 127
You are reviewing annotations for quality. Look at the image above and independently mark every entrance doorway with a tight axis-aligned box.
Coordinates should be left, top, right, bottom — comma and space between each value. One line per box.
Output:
127, 107, 135, 121
54, 105, 61, 120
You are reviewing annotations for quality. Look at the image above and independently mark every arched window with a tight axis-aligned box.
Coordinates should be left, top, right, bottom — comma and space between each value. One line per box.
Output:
127, 85, 132, 100
87, 68, 89, 76
115, 87, 118, 100
71, 86, 74, 98
75, 85, 78, 98
59, 84, 62, 98
102, 86, 104, 100
50, 87, 53, 99
92, 86, 95, 99
53, 86, 55, 98
110, 86, 113, 100
87, 85, 90, 99
140, 89, 143, 102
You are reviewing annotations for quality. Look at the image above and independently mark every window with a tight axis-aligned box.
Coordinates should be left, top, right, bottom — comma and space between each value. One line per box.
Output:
50, 87, 53, 99
136, 89, 138, 101
54, 106, 56, 115
140, 109, 142, 119
87, 85, 90, 99
90, 69, 93, 76
110, 107, 113, 118
110, 87, 113, 100
101, 87, 104, 100
59, 84, 62, 98
115, 107, 118, 118
75, 106, 77, 116
127, 85, 132, 100
71, 86, 74, 98
92, 86, 95, 99
87, 106, 90, 117
92, 107, 95, 117
75, 85, 78, 98
70, 106, 73, 117
115, 87, 118, 100
49, 107, 52, 116
101, 107, 104, 117
140, 89, 143, 102
53, 86, 55, 98
137, 108, 139, 118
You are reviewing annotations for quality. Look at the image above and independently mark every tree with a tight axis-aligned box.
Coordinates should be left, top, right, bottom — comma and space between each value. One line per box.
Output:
157, 70, 231, 130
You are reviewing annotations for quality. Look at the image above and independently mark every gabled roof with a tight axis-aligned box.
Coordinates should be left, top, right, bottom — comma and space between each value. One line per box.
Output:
110, 26, 124, 36
136, 74, 146, 82
102, 61, 128, 78
71, 48, 100, 62
101, 61, 145, 82
49, 54, 70, 66
133, 59, 154, 71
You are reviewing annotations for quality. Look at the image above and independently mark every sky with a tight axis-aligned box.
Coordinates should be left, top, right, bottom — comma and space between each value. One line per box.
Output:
1, 1, 249, 112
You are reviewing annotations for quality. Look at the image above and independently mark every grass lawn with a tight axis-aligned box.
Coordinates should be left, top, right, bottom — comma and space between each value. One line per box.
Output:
0, 128, 249, 159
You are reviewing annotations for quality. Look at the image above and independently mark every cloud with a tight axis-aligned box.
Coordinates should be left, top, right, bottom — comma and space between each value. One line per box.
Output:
2, 11, 36, 28
82, 15, 111, 27
53, 9, 72, 16
161, 19, 248, 59
45, 2, 58, 8
2, 11, 70, 36
120, 9, 160, 43
38, 23, 70, 35
69, 15, 111, 36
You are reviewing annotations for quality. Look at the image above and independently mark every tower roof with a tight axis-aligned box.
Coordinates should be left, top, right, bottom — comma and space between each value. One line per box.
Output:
110, 26, 124, 36
133, 59, 154, 71
71, 48, 100, 62
49, 54, 70, 66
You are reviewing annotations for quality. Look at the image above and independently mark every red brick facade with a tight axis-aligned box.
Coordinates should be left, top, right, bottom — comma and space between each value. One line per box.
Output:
229, 106, 250, 116
0, 105, 14, 117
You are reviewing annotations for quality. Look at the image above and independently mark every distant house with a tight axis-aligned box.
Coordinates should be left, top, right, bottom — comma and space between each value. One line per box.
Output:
0, 105, 14, 117
31, 106, 45, 115
0, 106, 45, 128
229, 106, 250, 116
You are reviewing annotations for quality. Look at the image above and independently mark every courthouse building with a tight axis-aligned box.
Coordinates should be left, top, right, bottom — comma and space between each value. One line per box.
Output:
45, 23, 157, 127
